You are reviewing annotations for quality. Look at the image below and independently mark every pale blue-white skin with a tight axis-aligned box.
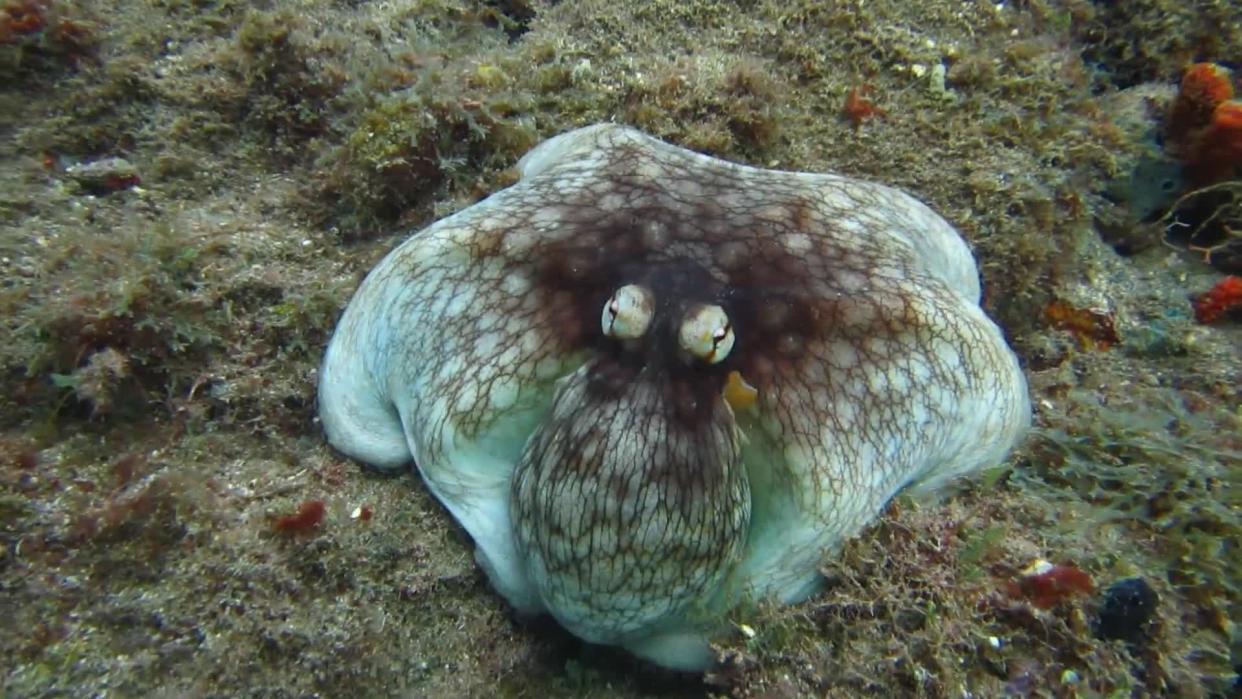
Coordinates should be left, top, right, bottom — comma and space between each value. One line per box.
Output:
318, 123, 1030, 670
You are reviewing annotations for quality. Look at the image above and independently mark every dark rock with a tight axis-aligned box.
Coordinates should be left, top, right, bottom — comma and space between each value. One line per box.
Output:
1094, 577, 1158, 645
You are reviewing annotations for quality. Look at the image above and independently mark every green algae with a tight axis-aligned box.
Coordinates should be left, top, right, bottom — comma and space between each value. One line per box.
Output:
1, 0, 1239, 696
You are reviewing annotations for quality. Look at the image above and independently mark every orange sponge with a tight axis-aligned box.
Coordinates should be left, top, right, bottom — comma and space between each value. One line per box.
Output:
1165, 63, 1242, 184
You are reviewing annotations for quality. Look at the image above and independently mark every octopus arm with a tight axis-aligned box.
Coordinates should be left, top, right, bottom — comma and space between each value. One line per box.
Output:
319, 193, 580, 613
735, 282, 1029, 605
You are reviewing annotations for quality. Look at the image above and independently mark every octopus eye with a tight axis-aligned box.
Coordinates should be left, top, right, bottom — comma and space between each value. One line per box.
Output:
679, 303, 735, 364
602, 284, 655, 340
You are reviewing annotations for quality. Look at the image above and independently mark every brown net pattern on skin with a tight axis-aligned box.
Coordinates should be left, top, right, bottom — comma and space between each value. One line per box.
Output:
511, 360, 748, 641
343, 125, 1018, 637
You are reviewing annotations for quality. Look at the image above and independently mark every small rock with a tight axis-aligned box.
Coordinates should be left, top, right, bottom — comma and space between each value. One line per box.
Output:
65, 157, 141, 195
1094, 577, 1158, 644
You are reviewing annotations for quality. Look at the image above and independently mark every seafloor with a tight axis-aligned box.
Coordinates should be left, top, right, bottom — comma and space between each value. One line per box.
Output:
1, 0, 1238, 697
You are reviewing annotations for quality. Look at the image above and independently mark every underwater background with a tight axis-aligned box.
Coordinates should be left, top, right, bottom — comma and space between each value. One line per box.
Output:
0, 0, 1238, 696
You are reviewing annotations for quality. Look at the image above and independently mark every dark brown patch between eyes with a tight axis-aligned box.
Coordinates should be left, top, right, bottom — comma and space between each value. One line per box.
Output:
478, 170, 869, 430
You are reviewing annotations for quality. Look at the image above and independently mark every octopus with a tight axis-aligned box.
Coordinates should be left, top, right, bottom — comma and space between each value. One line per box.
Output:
318, 123, 1030, 670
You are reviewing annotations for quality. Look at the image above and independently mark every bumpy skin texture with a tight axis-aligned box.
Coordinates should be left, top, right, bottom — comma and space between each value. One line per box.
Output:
318, 124, 1030, 670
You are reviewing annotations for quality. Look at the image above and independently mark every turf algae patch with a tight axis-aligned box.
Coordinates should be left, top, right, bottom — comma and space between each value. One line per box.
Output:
710, 491, 1227, 696
1073, 0, 1242, 90
1022, 389, 1239, 694
0, 0, 1239, 695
